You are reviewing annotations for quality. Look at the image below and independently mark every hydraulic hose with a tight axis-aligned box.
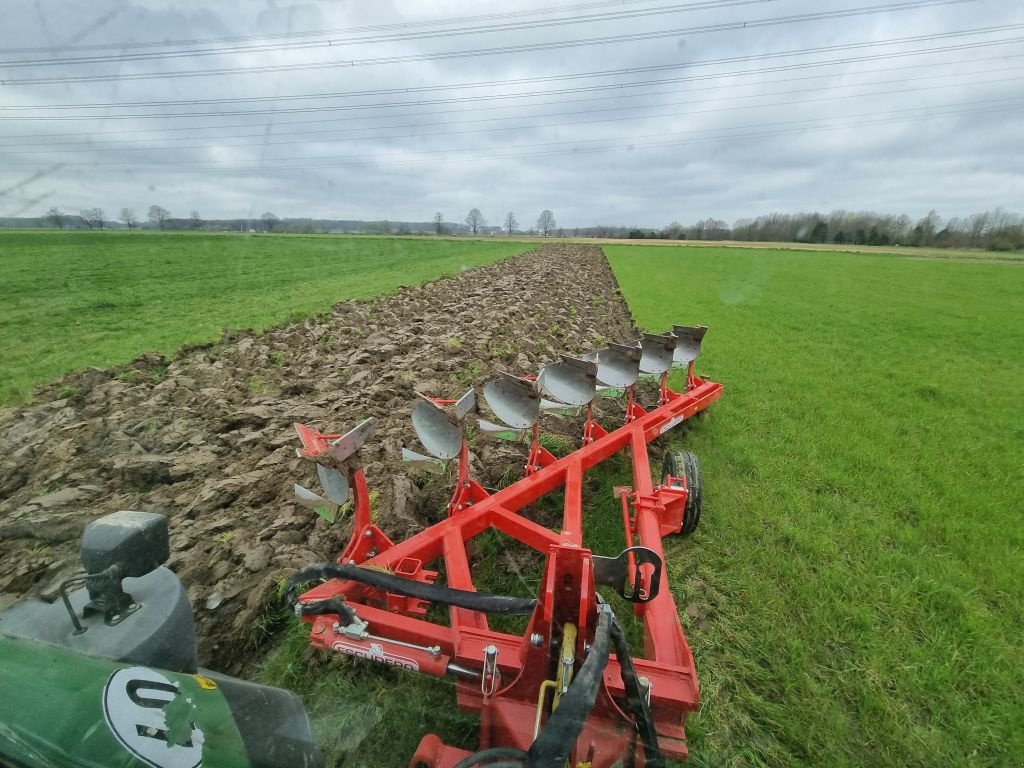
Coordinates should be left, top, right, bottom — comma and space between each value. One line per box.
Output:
609, 619, 664, 768
293, 596, 359, 626
287, 565, 663, 764
285, 562, 538, 616
525, 607, 612, 768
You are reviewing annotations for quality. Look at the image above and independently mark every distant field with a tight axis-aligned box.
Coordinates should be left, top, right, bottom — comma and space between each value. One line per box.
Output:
0, 231, 528, 405
606, 245, 1024, 766
315, 232, 1022, 263
593, 238, 1024, 262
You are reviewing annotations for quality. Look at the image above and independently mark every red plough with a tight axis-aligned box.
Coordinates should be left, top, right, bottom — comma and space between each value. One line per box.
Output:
286, 325, 721, 767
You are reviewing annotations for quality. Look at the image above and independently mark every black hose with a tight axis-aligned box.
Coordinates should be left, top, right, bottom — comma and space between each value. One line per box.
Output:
609, 619, 664, 768
451, 747, 529, 768
294, 597, 359, 626
285, 562, 537, 616
288, 565, 663, 765
525, 607, 612, 768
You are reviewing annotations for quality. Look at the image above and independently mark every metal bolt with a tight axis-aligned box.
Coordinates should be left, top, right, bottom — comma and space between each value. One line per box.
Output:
530, 633, 544, 647
363, 529, 373, 538
367, 549, 377, 557
583, 642, 592, 654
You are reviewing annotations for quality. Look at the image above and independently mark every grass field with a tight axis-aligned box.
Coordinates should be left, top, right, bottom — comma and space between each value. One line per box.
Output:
605, 245, 1024, 766
0, 231, 528, 405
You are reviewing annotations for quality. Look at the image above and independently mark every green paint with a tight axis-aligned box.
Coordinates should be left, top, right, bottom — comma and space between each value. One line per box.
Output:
0, 635, 248, 768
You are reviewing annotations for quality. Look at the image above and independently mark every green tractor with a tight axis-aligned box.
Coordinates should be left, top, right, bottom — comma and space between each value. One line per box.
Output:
0, 511, 322, 768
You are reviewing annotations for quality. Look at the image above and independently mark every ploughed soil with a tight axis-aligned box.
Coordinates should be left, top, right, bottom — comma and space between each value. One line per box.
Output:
0, 245, 639, 674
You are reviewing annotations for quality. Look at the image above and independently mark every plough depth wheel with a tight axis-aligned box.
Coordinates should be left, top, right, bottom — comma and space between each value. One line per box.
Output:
663, 449, 703, 536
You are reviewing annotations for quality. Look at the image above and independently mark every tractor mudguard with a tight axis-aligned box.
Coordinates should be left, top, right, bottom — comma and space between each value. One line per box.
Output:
0, 634, 322, 768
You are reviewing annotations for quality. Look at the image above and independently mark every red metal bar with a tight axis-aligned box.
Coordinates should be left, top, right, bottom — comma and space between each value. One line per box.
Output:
487, 506, 562, 553
561, 456, 583, 546
443, 527, 487, 633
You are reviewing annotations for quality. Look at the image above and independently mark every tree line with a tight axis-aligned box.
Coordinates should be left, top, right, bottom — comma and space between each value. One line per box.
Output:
33, 206, 561, 237
27, 205, 1022, 251
42, 205, 287, 232
616, 209, 1023, 252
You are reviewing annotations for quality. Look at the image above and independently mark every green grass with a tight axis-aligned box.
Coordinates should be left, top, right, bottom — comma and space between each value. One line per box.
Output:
257, 619, 477, 765
0, 231, 528, 405
605, 245, 1024, 767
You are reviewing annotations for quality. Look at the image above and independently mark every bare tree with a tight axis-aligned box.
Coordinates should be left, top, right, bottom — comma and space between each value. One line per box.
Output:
465, 208, 485, 235
967, 211, 989, 245
148, 205, 170, 230
537, 209, 556, 237
189, 210, 203, 230
910, 209, 941, 246
433, 211, 444, 235
47, 206, 65, 230
261, 211, 280, 232
504, 211, 518, 236
80, 208, 104, 230
120, 208, 137, 230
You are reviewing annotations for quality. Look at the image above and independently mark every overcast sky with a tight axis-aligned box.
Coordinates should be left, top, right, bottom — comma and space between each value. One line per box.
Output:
0, 0, 1021, 228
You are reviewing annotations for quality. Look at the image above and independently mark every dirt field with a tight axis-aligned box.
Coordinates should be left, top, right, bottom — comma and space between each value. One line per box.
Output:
0, 244, 636, 673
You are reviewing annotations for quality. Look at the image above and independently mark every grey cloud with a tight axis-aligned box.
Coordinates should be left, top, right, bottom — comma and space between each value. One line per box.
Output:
1, 0, 1022, 226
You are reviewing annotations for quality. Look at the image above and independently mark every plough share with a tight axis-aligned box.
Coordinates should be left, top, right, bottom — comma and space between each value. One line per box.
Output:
287, 324, 722, 767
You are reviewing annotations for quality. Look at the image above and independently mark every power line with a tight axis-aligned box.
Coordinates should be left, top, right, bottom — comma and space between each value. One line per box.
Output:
21, 98, 1022, 173
306, 102, 1024, 172
10, 95, 1020, 169
4, 28, 1021, 122
4, 73, 1020, 156
5, 62, 1018, 149
7, 22, 1011, 112
4, 51, 1018, 146
0, 0, 729, 55
0, 0, 783, 69
0, 0, 976, 85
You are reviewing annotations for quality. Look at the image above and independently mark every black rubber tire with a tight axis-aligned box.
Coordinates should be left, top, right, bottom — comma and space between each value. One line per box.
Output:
662, 449, 703, 536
